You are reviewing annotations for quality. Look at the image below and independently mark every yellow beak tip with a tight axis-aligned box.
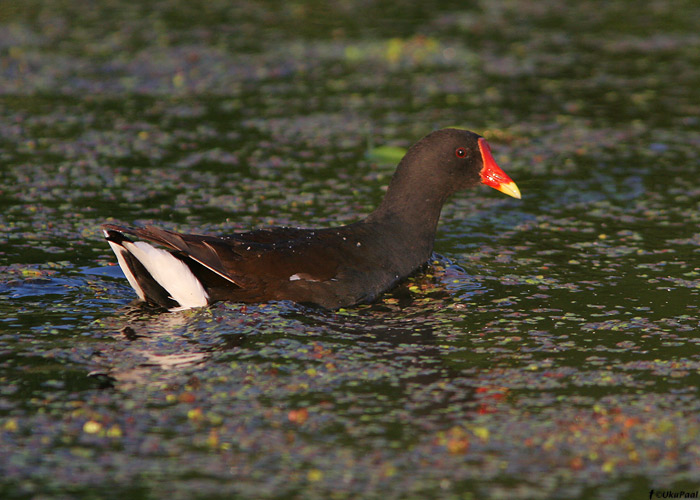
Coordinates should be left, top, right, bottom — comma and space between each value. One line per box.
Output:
498, 181, 522, 200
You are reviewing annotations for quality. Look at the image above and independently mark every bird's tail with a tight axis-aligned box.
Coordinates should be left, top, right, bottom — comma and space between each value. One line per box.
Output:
102, 227, 209, 311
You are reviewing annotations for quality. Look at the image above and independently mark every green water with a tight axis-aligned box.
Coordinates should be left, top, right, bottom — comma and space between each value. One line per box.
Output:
1, 1, 699, 498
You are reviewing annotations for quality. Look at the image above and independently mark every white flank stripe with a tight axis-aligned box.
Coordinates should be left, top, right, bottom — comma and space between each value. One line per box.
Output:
287, 272, 320, 282
123, 241, 209, 309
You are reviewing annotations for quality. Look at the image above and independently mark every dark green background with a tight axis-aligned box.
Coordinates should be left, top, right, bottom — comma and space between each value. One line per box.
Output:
1, 1, 699, 498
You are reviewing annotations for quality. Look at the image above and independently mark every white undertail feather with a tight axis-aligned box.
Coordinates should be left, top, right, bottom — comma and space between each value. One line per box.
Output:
107, 240, 147, 301
124, 241, 209, 309
106, 231, 210, 310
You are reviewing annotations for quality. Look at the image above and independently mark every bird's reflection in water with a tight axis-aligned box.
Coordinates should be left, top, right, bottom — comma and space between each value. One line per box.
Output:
94, 255, 480, 422
92, 303, 214, 387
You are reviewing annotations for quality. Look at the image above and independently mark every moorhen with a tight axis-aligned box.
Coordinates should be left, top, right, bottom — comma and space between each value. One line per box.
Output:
103, 128, 521, 310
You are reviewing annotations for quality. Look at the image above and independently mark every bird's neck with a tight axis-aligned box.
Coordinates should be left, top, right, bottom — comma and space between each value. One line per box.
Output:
365, 173, 449, 260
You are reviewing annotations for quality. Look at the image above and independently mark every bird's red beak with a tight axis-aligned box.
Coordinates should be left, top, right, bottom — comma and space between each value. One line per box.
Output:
478, 138, 521, 199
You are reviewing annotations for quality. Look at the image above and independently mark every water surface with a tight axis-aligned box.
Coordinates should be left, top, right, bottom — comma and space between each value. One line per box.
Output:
1, 1, 699, 498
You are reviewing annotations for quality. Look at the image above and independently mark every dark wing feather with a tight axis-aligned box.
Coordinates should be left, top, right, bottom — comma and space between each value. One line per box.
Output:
102, 224, 246, 285
101, 223, 346, 292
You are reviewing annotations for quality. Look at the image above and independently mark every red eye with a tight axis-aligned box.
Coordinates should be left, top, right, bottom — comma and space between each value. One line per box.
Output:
455, 147, 467, 158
